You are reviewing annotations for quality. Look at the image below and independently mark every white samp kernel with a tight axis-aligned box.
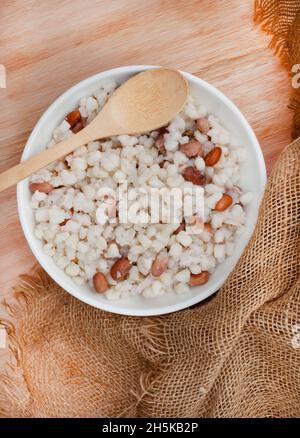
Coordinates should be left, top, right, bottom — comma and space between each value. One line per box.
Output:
214, 229, 225, 243
35, 208, 49, 223
214, 244, 226, 262
169, 242, 182, 260
176, 231, 192, 248
174, 269, 190, 283
195, 156, 205, 171
106, 243, 120, 259
190, 264, 202, 275
65, 262, 80, 277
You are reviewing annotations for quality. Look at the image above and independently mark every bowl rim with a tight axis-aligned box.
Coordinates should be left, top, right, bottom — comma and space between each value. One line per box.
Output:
17, 65, 267, 316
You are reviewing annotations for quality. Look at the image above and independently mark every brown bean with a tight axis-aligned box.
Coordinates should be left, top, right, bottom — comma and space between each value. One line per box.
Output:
173, 221, 185, 235
155, 134, 165, 154
110, 257, 131, 281
204, 146, 222, 166
204, 223, 213, 233
29, 182, 53, 194
155, 127, 167, 154
159, 160, 169, 168
180, 140, 203, 158
71, 120, 83, 133
151, 256, 169, 277
66, 110, 81, 127
196, 117, 210, 134
93, 272, 109, 293
214, 194, 233, 212
182, 166, 206, 186
189, 271, 209, 287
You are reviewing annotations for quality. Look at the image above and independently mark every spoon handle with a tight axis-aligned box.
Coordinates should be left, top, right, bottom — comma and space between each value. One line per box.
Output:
0, 125, 97, 192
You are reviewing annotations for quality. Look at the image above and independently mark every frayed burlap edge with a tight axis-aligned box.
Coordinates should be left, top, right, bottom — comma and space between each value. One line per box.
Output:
254, 0, 300, 138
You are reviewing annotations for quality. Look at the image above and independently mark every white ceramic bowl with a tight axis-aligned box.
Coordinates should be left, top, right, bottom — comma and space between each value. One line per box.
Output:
17, 65, 266, 316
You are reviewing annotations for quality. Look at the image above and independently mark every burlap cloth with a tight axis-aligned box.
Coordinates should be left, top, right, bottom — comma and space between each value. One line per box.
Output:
1, 1, 300, 418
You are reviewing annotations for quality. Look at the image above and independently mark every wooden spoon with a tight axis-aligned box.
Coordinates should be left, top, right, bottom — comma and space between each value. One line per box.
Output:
0, 68, 188, 192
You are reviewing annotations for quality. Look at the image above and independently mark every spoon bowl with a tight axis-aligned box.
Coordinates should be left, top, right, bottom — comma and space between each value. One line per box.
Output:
98, 68, 189, 135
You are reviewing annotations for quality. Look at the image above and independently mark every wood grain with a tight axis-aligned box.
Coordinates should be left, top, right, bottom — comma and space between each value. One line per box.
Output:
0, 0, 292, 325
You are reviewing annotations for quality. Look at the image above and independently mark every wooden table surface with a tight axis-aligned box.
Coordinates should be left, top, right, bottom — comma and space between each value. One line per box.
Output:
0, 0, 292, 326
